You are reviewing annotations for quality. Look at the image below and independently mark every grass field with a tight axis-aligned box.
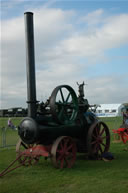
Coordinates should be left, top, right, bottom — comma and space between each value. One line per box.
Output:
0, 117, 128, 193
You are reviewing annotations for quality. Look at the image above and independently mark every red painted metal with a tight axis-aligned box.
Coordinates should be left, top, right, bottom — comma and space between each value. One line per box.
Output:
0, 145, 51, 177
51, 136, 77, 168
87, 121, 110, 158
113, 128, 128, 144
0, 155, 31, 177
22, 145, 50, 157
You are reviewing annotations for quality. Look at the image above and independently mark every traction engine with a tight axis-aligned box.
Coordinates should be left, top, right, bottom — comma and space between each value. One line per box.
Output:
0, 12, 110, 177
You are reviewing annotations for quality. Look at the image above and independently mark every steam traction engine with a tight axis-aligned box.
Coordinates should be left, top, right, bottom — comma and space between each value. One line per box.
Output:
0, 12, 110, 176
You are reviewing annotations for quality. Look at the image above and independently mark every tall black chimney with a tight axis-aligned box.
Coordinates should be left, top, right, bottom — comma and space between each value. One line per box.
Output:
24, 12, 37, 118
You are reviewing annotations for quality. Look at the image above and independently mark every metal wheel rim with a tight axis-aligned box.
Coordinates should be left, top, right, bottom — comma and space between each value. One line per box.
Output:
50, 85, 78, 124
87, 121, 110, 158
51, 136, 77, 168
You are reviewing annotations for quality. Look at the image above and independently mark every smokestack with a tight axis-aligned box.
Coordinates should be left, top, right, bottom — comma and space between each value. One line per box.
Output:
24, 12, 37, 118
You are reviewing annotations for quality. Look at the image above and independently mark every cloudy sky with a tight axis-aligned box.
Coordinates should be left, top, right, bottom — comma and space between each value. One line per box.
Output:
1, 0, 128, 109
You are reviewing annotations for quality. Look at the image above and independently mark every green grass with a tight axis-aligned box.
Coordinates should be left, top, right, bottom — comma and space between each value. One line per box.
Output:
98, 116, 123, 131
0, 142, 128, 193
0, 117, 127, 193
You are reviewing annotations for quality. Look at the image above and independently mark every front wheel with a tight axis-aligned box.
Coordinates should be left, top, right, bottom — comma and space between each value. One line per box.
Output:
51, 136, 77, 168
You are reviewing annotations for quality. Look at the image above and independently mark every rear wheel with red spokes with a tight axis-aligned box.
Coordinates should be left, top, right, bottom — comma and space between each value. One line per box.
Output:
51, 136, 77, 168
87, 121, 110, 159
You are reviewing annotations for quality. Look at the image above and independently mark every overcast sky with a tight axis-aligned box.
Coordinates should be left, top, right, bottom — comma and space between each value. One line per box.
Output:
0, 0, 128, 109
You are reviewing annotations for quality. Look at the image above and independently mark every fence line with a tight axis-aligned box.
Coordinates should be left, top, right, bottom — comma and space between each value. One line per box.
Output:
1, 127, 6, 148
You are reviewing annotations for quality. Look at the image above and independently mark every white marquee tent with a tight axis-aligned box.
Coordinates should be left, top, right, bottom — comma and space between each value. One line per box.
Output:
95, 103, 124, 117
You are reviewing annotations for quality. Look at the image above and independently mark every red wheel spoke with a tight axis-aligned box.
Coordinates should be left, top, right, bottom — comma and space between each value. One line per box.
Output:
99, 127, 105, 136
57, 153, 63, 162
95, 126, 100, 136
56, 149, 63, 153
63, 138, 69, 150
51, 136, 76, 168
59, 141, 64, 150
87, 121, 110, 158
66, 144, 73, 151
65, 157, 71, 168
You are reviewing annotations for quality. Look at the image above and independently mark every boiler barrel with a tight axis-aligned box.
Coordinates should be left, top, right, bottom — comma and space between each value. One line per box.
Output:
18, 117, 85, 144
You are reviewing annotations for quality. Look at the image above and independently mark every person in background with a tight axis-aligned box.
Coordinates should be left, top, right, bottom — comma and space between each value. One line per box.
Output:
123, 109, 128, 125
7, 118, 16, 130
